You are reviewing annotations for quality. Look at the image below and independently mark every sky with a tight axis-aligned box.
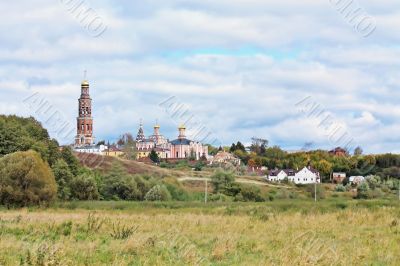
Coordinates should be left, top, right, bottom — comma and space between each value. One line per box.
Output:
1, 0, 400, 154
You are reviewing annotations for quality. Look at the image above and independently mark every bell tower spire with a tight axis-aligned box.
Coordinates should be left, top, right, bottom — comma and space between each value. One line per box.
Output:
75, 73, 95, 146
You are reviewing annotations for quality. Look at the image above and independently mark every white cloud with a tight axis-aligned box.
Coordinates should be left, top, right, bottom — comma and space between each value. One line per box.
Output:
0, 0, 399, 153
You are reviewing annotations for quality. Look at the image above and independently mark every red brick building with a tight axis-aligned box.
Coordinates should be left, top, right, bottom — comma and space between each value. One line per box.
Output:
329, 147, 347, 157
75, 79, 95, 146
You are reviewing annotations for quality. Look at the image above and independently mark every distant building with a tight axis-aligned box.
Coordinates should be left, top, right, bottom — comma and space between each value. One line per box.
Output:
349, 176, 365, 185
136, 123, 170, 159
209, 151, 241, 166
75, 144, 107, 155
329, 147, 347, 157
268, 169, 295, 182
267, 166, 320, 184
135, 123, 208, 160
332, 173, 347, 184
102, 146, 124, 157
75, 79, 95, 146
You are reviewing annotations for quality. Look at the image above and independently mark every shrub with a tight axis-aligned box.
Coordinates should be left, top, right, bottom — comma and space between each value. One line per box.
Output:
134, 175, 154, 200
0, 150, 57, 207
356, 182, 370, 199
164, 183, 189, 201
236, 184, 264, 202
335, 184, 346, 192
209, 193, 231, 202
70, 173, 99, 200
144, 185, 171, 201
211, 170, 235, 193
100, 164, 140, 200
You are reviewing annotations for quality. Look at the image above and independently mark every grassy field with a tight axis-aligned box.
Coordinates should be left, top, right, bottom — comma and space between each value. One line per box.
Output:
0, 199, 400, 265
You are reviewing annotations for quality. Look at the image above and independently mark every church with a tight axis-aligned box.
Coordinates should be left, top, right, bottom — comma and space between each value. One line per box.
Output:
136, 123, 209, 160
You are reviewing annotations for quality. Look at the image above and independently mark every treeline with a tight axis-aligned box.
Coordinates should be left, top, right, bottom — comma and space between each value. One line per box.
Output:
227, 140, 400, 181
0, 115, 188, 207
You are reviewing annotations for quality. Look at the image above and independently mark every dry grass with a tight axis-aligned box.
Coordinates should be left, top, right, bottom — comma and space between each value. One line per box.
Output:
0, 203, 399, 265
76, 153, 184, 177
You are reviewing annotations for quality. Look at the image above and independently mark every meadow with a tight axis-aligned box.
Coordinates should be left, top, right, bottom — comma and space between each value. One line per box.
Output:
0, 199, 399, 265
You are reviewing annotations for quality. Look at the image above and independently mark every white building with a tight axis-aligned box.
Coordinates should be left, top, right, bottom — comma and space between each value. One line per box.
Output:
267, 169, 295, 182
267, 166, 320, 184
349, 176, 365, 184
292, 167, 320, 184
74, 144, 107, 155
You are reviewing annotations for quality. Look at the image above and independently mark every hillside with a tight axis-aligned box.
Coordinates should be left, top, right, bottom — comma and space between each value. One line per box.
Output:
76, 153, 184, 177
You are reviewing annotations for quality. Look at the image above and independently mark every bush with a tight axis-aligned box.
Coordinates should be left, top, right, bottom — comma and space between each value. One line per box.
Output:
164, 183, 189, 201
211, 170, 235, 193
144, 185, 171, 201
236, 184, 264, 202
70, 173, 99, 200
335, 184, 346, 192
0, 150, 57, 207
100, 164, 141, 200
356, 182, 370, 199
209, 193, 231, 202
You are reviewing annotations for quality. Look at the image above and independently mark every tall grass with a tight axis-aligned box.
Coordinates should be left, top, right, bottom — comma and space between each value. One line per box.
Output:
0, 200, 399, 265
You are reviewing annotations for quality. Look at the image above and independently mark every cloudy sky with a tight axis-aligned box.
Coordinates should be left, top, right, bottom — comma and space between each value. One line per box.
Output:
1, 0, 399, 153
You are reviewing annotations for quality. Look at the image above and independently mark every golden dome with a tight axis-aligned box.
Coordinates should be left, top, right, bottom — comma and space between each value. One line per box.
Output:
154, 124, 160, 128
81, 80, 89, 86
178, 124, 186, 129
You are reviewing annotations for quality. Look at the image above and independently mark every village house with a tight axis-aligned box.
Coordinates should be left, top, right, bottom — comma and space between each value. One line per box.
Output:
332, 172, 347, 184
267, 166, 320, 184
209, 151, 241, 166
349, 176, 365, 185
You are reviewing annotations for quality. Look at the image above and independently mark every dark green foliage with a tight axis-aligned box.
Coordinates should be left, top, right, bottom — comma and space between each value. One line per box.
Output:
356, 182, 370, 199
0, 150, 57, 207
235, 184, 264, 202
164, 183, 189, 201
0, 115, 60, 166
149, 150, 160, 163
194, 161, 205, 171
61, 147, 80, 176
100, 164, 141, 200
52, 159, 74, 200
211, 170, 235, 193
70, 173, 99, 200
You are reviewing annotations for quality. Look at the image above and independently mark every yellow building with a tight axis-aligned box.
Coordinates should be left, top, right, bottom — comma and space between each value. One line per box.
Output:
102, 147, 125, 157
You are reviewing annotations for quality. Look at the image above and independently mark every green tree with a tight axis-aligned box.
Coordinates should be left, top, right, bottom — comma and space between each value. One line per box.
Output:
100, 163, 140, 200
52, 159, 74, 200
61, 147, 80, 176
354, 146, 363, 156
70, 173, 99, 200
0, 150, 57, 207
211, 170, 235, 193
149, 150, 160, 163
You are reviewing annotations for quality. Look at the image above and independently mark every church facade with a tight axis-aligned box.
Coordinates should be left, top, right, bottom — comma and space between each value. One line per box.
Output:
136, 123, 208, 160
